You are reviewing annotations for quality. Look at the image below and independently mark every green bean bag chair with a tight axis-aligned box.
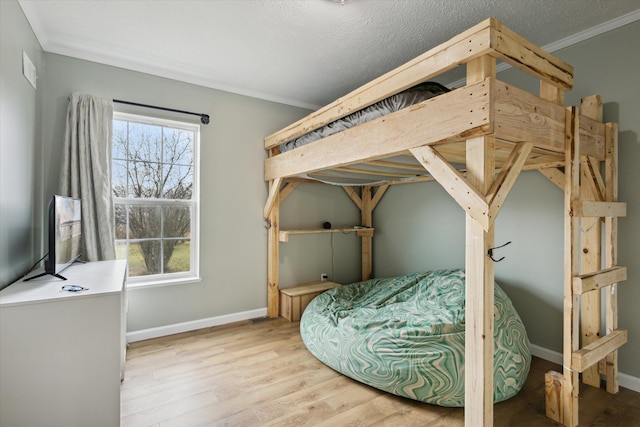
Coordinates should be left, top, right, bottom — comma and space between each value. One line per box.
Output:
300, 269, 531, 406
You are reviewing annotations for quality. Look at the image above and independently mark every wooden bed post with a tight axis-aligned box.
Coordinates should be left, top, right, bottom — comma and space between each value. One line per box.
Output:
465, 136, 495, 427
604, 121, 621, 394
361, 186, 373, 281
563, 106, 581, 427
465, 55, 496, 427
578, 95, 603, 389
265, 179, 300, 318
343, 185, 387, 282
266, 179, 281, 318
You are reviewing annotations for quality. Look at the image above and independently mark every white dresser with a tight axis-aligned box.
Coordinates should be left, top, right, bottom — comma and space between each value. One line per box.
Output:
0, 260, 127, 427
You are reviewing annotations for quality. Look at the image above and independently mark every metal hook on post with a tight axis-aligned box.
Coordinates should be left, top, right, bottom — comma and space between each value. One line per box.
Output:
488, 241, 511, 262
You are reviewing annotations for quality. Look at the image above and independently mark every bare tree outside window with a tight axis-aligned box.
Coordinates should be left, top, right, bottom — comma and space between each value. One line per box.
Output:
112, 114, 199, 282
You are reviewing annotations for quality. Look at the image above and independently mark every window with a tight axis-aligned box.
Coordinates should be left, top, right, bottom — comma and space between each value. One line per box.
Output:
112, 112, 200, 287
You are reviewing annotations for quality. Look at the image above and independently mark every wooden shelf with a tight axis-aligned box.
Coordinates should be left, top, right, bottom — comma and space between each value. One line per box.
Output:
279, 227, 373, 242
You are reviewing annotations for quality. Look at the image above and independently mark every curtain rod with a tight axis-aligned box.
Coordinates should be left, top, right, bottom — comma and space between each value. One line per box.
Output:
113, 99, 210, 125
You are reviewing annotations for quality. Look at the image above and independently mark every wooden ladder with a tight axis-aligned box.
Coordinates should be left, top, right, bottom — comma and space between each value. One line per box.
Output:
544, 96, 628, 427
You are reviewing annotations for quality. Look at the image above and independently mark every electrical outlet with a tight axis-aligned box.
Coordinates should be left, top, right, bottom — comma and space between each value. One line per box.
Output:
22, 51, 37, 89
320, 273, 328, 281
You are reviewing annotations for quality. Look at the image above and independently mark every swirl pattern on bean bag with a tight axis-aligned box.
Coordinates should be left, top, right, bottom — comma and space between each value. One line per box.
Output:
300, 269, 531, 407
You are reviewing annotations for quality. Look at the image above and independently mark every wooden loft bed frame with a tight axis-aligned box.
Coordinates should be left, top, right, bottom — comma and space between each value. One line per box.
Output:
262, 18, 627, 427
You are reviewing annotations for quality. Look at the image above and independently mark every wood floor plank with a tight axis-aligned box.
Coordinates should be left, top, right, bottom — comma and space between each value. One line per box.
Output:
120, 318, 640, 426
249, 376, 353, 424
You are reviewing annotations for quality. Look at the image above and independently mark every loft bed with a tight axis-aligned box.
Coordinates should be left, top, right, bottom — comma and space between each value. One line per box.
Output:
262, 18, 627, 427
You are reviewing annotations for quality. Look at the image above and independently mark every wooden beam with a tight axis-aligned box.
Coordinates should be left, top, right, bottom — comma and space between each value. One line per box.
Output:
579, 95, 604, 388
540, 81, 564, 105
571, 201, 626, 218
578, 115, 606, 160
342, 186, 362, 210
279, 227, 374, 243
332, 166, 422, 179
267, 190, 280, 318
278, 182, 298, 203
562, 106, 580, 427
572, 266, 627, 295
361, 186, 373, 281
539, 167, 565, 190
371, 184, 389, 210
492, 20, 573, 90
370, 174, 438, 187
545, 370, 564, 423
265, 81, 492, 181
464, 135, 495, 427
366, 160, 426, 171
604, 121, 620, 393
493, 80, 566, 154
410, 145, 490, 231
467, 54, 495, 83
572, 329, 628, 373
464, 53, 496, 427
581, 95, 603, 122
581, 156, 605, 201
264, 177, 283, 219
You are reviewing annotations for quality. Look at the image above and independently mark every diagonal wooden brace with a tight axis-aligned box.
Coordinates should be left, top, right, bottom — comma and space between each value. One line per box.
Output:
410, 145, 490, 231
264, 177, 283, 219
487, 142, 533, 224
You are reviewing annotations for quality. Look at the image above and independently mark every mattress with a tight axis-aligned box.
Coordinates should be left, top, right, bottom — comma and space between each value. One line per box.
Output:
300, 269, 531, 407
281, 82, 450, 153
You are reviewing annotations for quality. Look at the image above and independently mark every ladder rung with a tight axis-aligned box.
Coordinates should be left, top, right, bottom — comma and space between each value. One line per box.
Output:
573, 266, 627, 295
572, 329, 627, 373
572, 200, 626, 217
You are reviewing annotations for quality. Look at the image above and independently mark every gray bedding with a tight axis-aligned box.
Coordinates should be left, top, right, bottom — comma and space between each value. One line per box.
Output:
280, 82, 450, 152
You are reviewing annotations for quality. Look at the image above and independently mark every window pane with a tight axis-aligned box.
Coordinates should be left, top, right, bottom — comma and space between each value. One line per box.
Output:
163, 164, 193, 199
128, 122, 162, 161
163, 128, 193, 166
113, 120, 128, 160
165, 240, 190, 273
112, 161, 128, 198
163, 206, 191, 238
115, 241, 128, 260
128, 241, 161, 276
128, 205, 161, 239
114, 205, 127, 239
129, 161, 162, 198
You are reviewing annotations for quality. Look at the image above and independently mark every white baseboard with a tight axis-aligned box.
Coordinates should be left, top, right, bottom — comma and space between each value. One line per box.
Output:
530, 343, 640, 393
126, 307, 268, 343
530, 343, 564, 365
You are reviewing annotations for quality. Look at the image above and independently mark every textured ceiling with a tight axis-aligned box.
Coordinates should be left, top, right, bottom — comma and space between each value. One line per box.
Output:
18, 0, 640, 109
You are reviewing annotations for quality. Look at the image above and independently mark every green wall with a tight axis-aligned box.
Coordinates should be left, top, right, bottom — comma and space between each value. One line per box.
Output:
0, 0, 45, 288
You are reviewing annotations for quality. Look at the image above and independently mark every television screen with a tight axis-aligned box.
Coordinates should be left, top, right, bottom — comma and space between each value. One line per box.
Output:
49, 195, 82, 276
24, 195, 82, 281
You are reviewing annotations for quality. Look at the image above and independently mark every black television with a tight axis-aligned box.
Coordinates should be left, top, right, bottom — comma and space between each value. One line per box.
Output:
25, 195, 83, 281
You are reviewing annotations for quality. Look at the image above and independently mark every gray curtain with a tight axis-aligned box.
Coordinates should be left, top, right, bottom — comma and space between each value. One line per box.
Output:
59, 93, 116, 261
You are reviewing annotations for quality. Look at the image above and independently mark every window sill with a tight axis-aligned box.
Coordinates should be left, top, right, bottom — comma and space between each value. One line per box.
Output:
126, 276, 202, 290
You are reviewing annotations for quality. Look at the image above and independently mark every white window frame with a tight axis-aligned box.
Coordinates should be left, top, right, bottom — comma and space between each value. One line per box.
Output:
113, 112, 201, 288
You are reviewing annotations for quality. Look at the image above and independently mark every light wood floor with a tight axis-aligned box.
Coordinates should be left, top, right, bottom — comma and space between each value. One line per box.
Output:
121, 318, 640, 426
